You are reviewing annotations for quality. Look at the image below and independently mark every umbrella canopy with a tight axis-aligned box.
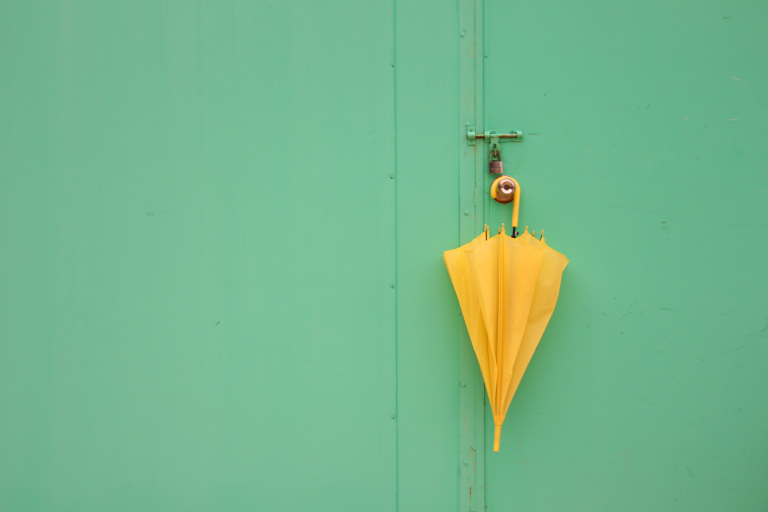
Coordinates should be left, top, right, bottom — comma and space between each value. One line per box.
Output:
444, 179, 568, 452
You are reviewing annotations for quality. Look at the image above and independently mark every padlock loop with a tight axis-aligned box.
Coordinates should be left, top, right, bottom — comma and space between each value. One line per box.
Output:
488, 136, 502, 161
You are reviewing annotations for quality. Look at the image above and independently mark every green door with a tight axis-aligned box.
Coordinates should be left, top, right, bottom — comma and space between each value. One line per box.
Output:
481, 0, 768, 510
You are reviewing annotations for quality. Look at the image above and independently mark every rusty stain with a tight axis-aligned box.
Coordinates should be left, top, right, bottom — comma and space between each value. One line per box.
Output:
461, 413, 471, 435
620, 450, 639, 491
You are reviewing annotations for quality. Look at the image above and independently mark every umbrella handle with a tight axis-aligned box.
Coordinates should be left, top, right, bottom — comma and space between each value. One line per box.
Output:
494, 425, 502, 452
490, 176, 521, 235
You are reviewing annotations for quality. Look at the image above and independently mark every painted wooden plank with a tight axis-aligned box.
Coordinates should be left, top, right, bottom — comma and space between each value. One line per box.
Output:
459, 0, 487, 511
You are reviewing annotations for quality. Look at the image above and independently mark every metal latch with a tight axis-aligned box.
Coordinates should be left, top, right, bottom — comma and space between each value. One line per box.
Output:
466, 128, 524, 145
467, 127, 524, 174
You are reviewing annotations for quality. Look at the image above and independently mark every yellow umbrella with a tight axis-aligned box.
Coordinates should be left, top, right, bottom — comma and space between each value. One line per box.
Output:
443, 177, 568, 452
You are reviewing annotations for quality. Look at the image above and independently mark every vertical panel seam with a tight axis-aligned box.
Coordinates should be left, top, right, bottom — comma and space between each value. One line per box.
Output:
480, 1, 488, 505
393, 0, 400, 509
456, 0, 463, 510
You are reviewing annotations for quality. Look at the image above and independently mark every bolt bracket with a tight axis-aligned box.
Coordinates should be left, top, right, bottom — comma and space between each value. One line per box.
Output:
466, 127, 524, 145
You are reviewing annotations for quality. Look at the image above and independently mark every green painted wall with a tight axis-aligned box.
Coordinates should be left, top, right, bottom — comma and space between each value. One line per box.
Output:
1, 1, 766, 511
0, 1, 400, 510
